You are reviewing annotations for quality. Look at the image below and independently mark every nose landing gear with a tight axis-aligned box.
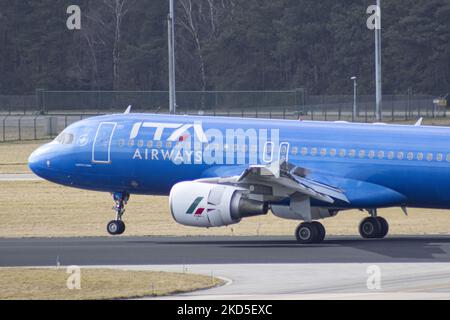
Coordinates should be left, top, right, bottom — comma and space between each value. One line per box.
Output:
107, 192, 130, 236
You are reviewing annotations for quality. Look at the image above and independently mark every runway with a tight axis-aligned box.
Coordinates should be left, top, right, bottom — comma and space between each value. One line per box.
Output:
0, 173, 41, 181
1, 235, 450, 267
2, 236, 450, 299
139, 263, 450, 300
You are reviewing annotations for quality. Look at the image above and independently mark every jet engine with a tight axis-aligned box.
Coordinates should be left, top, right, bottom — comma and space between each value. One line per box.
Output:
169, 182, 269, 227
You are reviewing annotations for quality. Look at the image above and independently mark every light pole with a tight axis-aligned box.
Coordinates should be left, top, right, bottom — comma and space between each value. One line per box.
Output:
351, 76, 358, 122
374, 0, 382, 122
168, 0, 177, 114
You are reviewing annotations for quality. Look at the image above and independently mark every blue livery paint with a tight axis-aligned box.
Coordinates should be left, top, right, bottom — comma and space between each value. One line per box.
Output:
29, 113, 450, 210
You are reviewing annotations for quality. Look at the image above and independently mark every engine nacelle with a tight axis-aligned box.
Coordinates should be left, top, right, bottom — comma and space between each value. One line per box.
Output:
169, 182, 269, 228
271, 205, 338, 221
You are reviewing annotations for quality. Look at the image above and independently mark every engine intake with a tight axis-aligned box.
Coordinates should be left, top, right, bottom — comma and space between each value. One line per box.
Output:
169, 181, 268, 228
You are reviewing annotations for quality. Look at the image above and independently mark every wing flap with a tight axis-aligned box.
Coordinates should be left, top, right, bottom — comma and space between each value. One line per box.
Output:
198, 160, 349, 204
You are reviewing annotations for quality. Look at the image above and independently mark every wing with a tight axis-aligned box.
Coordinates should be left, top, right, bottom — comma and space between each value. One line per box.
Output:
197, 160, 350, 205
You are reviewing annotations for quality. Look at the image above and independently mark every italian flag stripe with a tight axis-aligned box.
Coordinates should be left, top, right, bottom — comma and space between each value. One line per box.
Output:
186, 197, 204, 214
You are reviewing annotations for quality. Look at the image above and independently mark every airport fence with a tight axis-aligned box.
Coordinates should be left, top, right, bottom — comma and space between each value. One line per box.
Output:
0, 90, 445, 142
0, 114, 97, 142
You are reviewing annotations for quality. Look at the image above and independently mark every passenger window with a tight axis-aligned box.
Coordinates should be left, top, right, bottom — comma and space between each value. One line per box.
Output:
437, 154, 443, 162
417, 153, 424, 161
349, 149, 356, 158
301, 148, 308, 156
291, 147, 298, 155
388, 151, 394, 160
378, 151, 384, 159
368, 151, 375, 159
446, 154, 450, 162
311, 148, 318, 156
330, 149, 337, 157
359, 150, 366, 158
320, 149, 327, 157
427, 153, 433, 161
339, 149, 346, 157
407, 152, 414, 161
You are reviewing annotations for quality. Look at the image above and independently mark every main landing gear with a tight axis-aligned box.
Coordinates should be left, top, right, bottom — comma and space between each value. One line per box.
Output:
359, 209, 389, 239
295, 221, 326, 244
294, 208, 390, 244
107, 192, 130, 236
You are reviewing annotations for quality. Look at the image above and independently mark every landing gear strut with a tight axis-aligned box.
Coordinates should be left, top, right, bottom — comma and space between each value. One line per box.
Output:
359, 209, 389, 239
107, 192, 130, 236
295, 221, 326, 244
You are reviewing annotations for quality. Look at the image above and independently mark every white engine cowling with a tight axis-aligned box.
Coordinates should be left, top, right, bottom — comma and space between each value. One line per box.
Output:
169, 182, 269, 228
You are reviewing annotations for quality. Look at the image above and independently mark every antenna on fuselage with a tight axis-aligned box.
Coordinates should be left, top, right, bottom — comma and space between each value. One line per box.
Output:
124, 105, 132, 114
414, 118, 423, 127
401, 206, 408, 216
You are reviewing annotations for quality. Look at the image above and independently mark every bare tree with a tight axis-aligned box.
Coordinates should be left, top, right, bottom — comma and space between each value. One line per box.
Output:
178, 0, 207, 91
81, 0, 133, 90
176, 0, 235, 91
102, 0, 133, 90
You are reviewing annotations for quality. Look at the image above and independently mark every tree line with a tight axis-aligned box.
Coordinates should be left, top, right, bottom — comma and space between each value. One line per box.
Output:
0, 0, 449, 95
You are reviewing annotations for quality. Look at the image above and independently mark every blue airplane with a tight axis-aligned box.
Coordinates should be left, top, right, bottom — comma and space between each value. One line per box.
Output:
28, 111, 450, 243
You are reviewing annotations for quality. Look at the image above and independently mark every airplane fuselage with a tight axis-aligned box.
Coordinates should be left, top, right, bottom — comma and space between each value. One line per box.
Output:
29, 114, 450, 210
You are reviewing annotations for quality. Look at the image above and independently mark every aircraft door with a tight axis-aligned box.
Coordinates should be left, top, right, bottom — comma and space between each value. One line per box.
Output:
92, 122, 117, 164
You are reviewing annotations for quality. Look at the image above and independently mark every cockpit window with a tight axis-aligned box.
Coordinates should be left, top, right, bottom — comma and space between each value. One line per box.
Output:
55, 133, 64, 144
64, 133, 74, 145
54, 132, 74, 145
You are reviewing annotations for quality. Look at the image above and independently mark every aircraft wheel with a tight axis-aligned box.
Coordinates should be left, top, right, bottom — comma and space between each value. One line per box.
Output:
312, 221, 326, 242
359, 217, 381, 239
295, 222, 324, 244
375, 217, 389, 239
107, 220, 126, 236
117, 220, 126, 235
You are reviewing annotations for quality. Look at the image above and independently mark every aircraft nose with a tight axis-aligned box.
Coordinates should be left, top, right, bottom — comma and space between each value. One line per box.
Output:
28, 144, 53, 178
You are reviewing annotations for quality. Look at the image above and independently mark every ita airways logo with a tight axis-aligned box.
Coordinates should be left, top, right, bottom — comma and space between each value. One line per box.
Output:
130, 122, 207, 143
186, 197, 212, 216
